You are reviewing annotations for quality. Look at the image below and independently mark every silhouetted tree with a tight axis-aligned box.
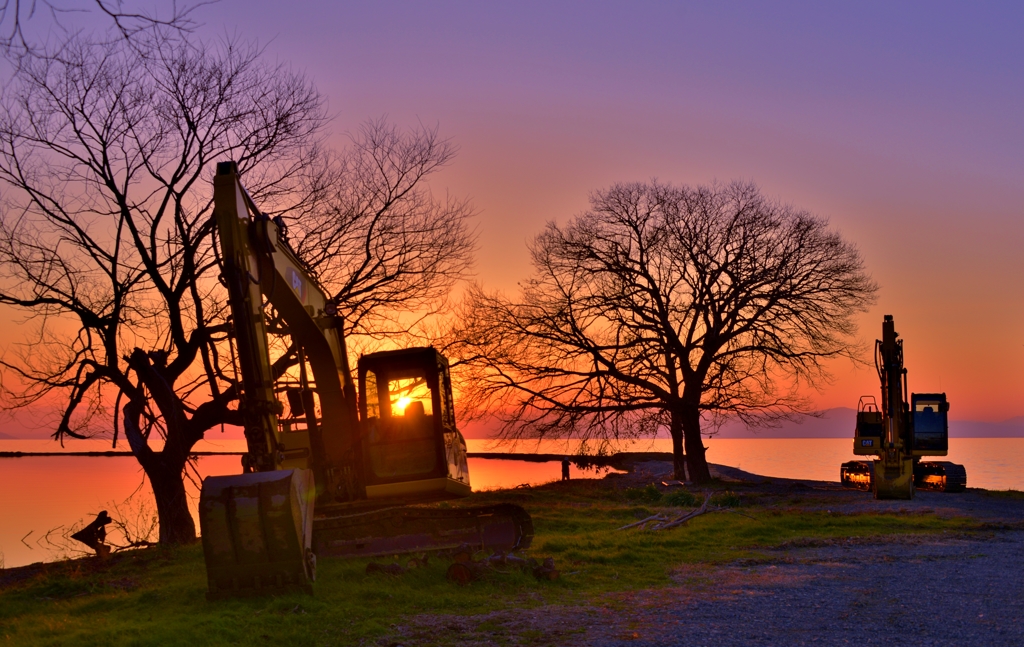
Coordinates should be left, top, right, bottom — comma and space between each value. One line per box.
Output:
0, 19, 327, 543
0, 8, 477, 543
454, 181, 877, 483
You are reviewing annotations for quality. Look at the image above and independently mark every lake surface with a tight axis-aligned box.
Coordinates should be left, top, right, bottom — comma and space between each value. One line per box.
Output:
2, 437, 1022, 569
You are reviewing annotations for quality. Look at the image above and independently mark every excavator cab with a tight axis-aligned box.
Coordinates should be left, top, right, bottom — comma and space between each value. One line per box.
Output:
908, 392, 965, 490
911, 393, 949, 454
358, 347, 471, 501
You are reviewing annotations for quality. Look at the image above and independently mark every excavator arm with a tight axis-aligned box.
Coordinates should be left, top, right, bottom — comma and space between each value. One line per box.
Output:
213, 160, 360, 503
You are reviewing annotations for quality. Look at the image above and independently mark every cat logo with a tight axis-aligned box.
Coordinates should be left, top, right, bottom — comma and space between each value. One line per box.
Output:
285, 267, 307, 304
861, 439, 874, 447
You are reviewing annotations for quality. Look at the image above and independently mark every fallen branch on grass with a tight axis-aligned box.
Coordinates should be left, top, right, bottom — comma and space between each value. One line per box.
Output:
616, 492, 762, 532
617, 492, 715, 532
650, 492, 713, 530
716, 507, 760, 522
616, 514, 669, 531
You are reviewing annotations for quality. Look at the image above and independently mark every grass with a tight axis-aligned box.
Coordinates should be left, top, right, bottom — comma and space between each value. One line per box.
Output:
0, 479, 977, 646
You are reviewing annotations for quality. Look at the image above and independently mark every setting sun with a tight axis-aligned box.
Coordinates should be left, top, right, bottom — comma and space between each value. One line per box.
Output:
395, 396, 413, 415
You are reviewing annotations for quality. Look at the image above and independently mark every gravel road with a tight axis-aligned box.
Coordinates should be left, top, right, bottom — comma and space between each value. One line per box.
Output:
595, 530, 1024, 646
379, 464, 1024, 647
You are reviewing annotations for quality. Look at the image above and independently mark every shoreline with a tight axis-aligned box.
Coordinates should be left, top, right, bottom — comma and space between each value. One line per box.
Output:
0, 450, 246, 457
4, 458, 1024, 646
0, 450, 674, 463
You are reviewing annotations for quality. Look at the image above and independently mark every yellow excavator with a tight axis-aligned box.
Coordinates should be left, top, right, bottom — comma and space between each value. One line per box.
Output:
198, 162, 532, 599
840, 315, 966, 498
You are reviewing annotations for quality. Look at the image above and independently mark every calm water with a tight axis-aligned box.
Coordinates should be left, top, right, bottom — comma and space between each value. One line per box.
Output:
1, 437, 1021, 569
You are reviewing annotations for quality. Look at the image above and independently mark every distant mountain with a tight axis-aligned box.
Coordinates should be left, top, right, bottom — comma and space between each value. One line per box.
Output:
710, 409, 1024, 439
0, 406, 61, 439
947, 418, 1024, 438
459, 408, 859, 440
0, 427, 53, 440
713, 408, 856, 438
3, 408, 1022, 442
459, 407, 1024, 440
460, 418, 505, 440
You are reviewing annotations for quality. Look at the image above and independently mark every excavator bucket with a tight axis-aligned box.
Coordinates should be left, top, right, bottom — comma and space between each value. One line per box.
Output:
199, 469, 316, 599
872, 459, 915, 500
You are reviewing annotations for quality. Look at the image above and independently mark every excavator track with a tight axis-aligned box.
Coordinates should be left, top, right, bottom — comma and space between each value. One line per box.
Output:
312, 503, 533, 559
915, 461, 967, 493
840, 460, 874, 491
842, 460, 967, 493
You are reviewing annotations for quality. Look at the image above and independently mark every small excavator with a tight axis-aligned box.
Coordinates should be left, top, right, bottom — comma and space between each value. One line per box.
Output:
840, 315, 967, 499
198, 162, 532, 599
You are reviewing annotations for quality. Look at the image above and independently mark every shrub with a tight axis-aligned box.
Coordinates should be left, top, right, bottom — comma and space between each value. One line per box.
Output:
624, 484, 662, 503
711, 491, 741, 508
663, 490, 699, 507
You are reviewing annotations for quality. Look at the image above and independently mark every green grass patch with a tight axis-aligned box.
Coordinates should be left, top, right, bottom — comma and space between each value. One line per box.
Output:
624, 484, 663, 504
0, 480, 974, 646
663, 489, 699, 507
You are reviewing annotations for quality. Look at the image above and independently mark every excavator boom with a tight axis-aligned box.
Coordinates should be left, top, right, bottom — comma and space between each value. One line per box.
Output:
212, 160, 362, 503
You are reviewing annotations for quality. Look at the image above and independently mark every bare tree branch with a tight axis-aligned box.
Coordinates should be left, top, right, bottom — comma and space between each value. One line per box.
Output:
288, 118, 477, 352
0, 0, 209, 58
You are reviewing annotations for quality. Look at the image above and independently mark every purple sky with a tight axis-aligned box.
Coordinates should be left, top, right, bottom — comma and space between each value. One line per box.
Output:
6, 1, 1023, 422
196, 1, 1023, 419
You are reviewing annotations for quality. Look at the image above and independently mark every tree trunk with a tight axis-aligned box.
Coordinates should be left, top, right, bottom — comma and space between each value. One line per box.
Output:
122, 401, 198, 545
145, 454, 197, 544
668, 411, 687, 481
680, 403, 712, 484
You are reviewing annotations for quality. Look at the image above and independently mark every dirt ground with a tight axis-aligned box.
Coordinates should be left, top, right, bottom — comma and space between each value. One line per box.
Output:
378, 462, 1024, 647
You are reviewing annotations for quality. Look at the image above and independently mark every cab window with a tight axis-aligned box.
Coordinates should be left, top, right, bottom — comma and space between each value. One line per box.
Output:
366, 369, 437, 479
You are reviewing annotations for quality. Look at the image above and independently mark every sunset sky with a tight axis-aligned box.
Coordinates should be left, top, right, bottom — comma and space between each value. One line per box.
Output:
4, 1, 1023, 423
196, 1, 1022, 421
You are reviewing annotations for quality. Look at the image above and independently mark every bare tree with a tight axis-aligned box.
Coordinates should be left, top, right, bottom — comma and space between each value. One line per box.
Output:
0, 21, 326, 543
454, 181, 877, 483
0, 0, 206, 56
288, 118, 476, 352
